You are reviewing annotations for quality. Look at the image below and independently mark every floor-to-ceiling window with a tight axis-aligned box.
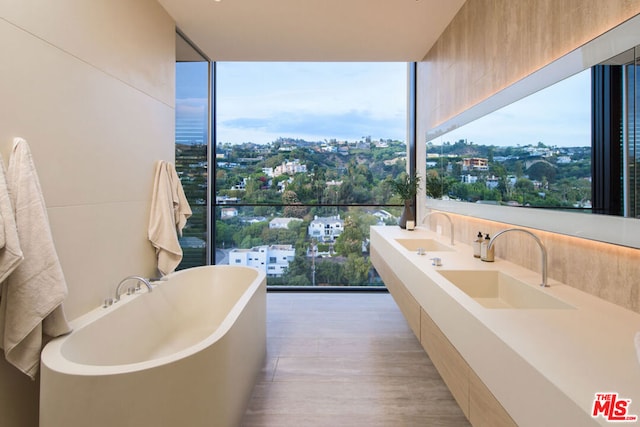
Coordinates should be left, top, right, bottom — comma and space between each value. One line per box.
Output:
175, 33, 209, 269
625, 47, 640, 218
175, 33, 411, 284
213, 62, 408, 288
592, 45, 640, 218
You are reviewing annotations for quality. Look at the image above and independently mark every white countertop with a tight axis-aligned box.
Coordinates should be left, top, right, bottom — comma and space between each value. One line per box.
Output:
371, 225, 640, 427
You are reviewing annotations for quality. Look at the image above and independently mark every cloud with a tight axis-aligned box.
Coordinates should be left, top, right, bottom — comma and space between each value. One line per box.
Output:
215, 62, 407, 144
220, 109, 404, 142
436, 69, 591, 147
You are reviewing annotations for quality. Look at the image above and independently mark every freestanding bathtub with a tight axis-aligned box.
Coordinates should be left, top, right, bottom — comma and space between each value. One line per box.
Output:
40, 265, 266, 427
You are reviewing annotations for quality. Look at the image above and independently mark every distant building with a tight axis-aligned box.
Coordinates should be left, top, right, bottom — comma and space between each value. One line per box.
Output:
241, 217, 267, 224
461, 174, 478, 184
273, 160, 307, 177
486, 175, 500, 189
269, 217, 303, 229
308, 215, 343, 242
217, 195, 240, 204
276, 177, 292, 193
220, 207, 238, 219
462, 157, 489, 171
228, 244, 295, 277
230, 177, 248, 191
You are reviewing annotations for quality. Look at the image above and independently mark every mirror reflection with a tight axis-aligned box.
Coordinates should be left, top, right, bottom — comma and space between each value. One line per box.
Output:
427, 45, 639, 219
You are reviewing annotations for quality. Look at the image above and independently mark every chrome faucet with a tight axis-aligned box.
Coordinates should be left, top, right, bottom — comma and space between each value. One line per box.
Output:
489, 229, 548, 287
114, 275, 153, 302
422, 211, 455, 246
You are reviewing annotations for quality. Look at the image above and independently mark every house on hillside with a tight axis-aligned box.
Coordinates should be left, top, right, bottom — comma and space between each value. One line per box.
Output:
308, 215, 344, 242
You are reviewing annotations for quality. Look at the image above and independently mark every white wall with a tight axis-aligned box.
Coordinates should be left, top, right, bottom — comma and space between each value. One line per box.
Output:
0, 1, 175, 425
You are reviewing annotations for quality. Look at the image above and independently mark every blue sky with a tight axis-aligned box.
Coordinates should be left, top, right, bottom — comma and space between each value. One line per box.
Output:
177, 62, 407, 145
216, 62, 408, 144
177, 63, 591, 147
432, 69, 592, 148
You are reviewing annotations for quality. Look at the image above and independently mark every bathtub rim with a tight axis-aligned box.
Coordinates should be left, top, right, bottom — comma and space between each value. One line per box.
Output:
41, 265, 266, 376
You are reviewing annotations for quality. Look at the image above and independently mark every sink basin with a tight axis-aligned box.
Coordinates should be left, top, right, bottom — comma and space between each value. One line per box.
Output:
395, 238, 454, 252
436, 270, 573, 309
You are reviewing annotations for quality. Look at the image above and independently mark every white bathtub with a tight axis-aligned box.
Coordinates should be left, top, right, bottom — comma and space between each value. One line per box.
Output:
40, 265, 266, 427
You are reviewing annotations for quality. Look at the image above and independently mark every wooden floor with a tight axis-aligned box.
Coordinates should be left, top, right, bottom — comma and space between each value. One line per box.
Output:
242, 292, 471, 427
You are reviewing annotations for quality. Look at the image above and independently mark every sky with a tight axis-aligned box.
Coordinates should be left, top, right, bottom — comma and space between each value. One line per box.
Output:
177, 62, 407, 145
431, 69, 592, 148
176, 62, 591, 147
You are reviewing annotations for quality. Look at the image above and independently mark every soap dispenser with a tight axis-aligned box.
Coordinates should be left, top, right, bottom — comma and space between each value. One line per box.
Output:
473, 231, 483, 258
481, 233, 494, 262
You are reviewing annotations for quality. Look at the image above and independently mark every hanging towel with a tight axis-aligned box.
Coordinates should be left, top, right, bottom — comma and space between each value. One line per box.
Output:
148, 161, 191, 276
0, 153, 23, 284
0, 138, 71, 379
166, 162, 192, 237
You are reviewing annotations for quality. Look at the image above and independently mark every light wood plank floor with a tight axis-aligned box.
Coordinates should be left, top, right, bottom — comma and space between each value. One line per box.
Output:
242, 292, 471, 427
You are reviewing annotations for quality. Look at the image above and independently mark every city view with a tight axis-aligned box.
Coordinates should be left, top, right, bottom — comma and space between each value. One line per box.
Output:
175, 61, 594, 286
175, 135, 591, 287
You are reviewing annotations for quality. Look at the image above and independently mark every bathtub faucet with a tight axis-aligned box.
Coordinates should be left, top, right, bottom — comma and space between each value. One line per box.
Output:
114, 276, 153, 302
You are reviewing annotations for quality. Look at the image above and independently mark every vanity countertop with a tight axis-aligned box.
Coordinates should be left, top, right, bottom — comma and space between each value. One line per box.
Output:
371, 225, 640, 427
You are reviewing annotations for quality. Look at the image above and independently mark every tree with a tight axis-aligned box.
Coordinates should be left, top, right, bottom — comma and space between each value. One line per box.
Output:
343, 254, 370, 285
425, 170, 447, 199
287, 274, 311, 286
282, 190, 308, 218
527, 161, 556, 183
284, 251, 311, 284
334, 216, 364, 256
215, 220, 231, 243
315, 260, 343, 285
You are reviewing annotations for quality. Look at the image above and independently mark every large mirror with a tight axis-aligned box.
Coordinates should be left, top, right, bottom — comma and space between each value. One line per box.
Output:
424, 14, 640, 249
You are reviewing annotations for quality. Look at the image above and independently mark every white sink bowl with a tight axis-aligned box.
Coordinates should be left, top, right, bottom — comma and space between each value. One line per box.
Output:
395, 238, 454, 252
436, 270, 574, 310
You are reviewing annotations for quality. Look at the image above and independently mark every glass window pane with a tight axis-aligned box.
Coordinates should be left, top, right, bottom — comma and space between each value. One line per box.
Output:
427, 69, 592, 212
175, 60, 209, 269
213, 63, 407, 287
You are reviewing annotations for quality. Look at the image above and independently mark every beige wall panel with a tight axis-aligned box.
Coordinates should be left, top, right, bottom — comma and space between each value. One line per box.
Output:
419, 0, 640, 129
48, 202, 157, 320
0, 20, 174, 207
0, 0, 175, 106
0, 1, 175, 426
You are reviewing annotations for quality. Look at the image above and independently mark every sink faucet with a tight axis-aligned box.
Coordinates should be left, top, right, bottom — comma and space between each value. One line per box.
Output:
488, 229, 548, 287
114, 275, 153, 302
422, 211, 455, 246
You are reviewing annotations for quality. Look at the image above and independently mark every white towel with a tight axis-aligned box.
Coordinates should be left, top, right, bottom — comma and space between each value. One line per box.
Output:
148, 161, 191, 276
0, 153, 23, 283
166, 162, 192, 236
0, 138, 71, 379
